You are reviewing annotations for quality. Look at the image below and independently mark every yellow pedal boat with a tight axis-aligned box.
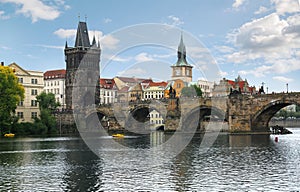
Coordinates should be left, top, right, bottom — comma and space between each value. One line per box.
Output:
112, 133, 124, 138
4, 133, 15, 138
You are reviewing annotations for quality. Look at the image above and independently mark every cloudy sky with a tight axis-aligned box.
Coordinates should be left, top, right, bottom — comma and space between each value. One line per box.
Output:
1, 0, 300, 92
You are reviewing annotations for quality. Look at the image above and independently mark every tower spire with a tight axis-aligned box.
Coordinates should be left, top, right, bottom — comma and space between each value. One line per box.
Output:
176, 33, 188, 66
74, 21, 90, 48
92, 34, 96, 46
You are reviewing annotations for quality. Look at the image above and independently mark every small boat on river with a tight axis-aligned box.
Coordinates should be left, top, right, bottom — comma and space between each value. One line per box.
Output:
4, 133, 15, 138
112, 133, 125, 138
270, 125, 292, 135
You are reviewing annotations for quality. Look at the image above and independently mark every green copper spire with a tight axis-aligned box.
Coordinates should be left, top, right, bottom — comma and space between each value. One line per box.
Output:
175, 33, 190, 66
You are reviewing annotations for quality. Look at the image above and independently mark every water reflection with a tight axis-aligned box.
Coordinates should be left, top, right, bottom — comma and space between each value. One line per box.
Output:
63, 141, 103, 191
0, 129, 300, 191
150, 131, 164, 147
229, 134, 271, 147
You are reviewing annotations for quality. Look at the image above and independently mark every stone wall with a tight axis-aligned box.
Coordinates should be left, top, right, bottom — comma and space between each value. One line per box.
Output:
54, 113, 77, 134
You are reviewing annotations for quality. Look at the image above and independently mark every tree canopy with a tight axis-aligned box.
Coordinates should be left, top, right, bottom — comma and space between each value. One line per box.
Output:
36, 92, 60, 111
36, 92, 60, 134
0, 66, 24, 129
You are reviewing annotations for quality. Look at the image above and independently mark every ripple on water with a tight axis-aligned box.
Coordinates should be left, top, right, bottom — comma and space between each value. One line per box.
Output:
1, 130, 300, 191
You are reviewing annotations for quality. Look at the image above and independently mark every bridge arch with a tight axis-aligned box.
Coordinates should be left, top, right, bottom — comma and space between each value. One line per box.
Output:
84, 108, 112, 130
182, 105, 226, 132
251, 100, 299, 131
125, 103, 167, 132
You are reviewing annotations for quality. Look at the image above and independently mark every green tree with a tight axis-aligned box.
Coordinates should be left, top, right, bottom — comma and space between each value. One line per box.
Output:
0, 66, 24, 133
181, 85, 202, 97
191, 84, 202, 97
296, 105, 300, 112
36, 92, 60, 134
36, 92, 60, 111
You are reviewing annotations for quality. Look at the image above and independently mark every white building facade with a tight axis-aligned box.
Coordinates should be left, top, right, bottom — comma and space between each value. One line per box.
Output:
44, 70, 66, 109
149, 109, 164, 130
100, 78, 117, 104
142, 81, 168, 100
9, 63, 44, 122
197, 79, 214, 97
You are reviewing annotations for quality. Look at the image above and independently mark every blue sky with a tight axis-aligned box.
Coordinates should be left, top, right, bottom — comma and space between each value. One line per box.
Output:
1, 0, 300, 92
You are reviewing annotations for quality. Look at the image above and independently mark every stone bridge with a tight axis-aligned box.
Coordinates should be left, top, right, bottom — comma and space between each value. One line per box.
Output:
80, 92, 300, 133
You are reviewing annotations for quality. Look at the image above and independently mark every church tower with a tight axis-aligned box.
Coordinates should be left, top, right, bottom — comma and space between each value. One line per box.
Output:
171, 34, 193, 83
64, 21, 101, 109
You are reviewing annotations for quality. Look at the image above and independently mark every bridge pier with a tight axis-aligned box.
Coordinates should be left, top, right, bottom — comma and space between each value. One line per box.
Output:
228, 114, 251, 132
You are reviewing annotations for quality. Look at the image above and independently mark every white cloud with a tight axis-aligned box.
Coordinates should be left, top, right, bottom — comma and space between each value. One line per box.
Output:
271, 0, 300, 15
219, 70, 228, 77
100, 34, 119, 50
103, 18, 112, 23
237, 57, 300, 77
0, 10, 10, 19
226, 12, 300, 77
254, 6, 269, 15
117, 68, 147, 77
232, 0, 246, 8
54, 28, 77, 39
168, 15, 184, 26
233, 13, 288, 51
273, 76, 294, 83
135, 53, 153, 62
1, 45, 11, 50
215, 45, 235, 53
0, 0, 61, 22
54, 28, 120, 50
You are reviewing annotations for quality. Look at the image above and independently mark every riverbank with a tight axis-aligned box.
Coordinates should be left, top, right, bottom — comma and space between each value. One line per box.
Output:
269, 119, 300, 128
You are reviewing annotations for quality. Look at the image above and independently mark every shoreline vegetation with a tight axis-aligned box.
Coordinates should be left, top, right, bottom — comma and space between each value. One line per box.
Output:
2, 117, 300, 137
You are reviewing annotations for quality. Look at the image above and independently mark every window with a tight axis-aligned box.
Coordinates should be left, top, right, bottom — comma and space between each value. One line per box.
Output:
31, 79, 38, 84
31, 112, 38, 119
18, 101, 24, 106
31, 100, 37, 107
18, 78, 23, 83
31, 89, 38, 95
17, 112, 23, 119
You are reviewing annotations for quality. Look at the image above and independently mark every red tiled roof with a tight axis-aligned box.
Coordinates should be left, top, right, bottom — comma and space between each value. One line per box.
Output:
141, 79, 153, 84
149, 81, 168, 87
237, 81, 245, 89
227, 80, 235, 86
44, 69, 66, 79
224, 77, 256, 93
100, 78, 115, 89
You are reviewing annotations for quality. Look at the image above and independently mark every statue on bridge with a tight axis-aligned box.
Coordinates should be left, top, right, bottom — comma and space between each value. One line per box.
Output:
169, 86, 176, 99
258, 86, 265, 94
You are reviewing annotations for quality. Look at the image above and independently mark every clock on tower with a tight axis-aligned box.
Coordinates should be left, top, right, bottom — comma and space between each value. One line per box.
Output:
171, 34, 193, 83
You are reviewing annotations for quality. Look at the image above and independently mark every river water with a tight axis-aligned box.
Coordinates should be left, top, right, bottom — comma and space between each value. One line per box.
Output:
0, 129, 300, 191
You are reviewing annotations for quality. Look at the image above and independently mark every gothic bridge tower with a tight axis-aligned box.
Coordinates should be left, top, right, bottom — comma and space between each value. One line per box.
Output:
171, 34, 193, 83
64, 21, 101, 109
